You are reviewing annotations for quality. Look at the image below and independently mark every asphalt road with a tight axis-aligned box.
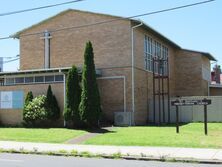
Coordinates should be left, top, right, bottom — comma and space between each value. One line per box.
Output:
0, 153, 221, 167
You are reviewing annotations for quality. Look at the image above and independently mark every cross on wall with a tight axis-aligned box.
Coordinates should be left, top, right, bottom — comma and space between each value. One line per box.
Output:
40, 30, 52, 69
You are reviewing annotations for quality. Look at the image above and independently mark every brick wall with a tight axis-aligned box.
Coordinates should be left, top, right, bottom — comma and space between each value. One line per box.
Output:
19, 10, 131, 70
0, 83, 64, 125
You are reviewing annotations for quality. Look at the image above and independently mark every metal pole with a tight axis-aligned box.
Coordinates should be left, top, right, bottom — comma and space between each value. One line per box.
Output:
158, 58, 161, 125
153, 58, 156, 123
204, 104, 208, 135
176, 105, 179, 133
162, 60, 165, 123
167, 57, 171, 123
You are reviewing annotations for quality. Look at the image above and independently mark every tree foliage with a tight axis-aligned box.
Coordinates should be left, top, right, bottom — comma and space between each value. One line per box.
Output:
64, 66, 81, 127
46, 85, 60, 120
24, 91, 33, 106
79, 41, 101, 127
23, 95, 48, 127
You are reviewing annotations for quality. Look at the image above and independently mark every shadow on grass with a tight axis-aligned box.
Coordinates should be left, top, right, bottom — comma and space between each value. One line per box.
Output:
145, 122, 190, 127
86, 127, 115, 134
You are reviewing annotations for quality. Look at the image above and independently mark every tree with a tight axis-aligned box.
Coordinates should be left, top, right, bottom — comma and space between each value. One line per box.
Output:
23, 95, 48, 127
46, 85, 60, 120
79, 41, 101, 127
64, 66, 81, 127
52, 95, 60, 120
23, 91, 34, 123
24, 91, 33, 106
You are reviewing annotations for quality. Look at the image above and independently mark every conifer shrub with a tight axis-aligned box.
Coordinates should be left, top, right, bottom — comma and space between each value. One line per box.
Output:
24, 91, 33, 106
79, 41, 101, 127
46, 85, 60, 120
64, 66, 81, 127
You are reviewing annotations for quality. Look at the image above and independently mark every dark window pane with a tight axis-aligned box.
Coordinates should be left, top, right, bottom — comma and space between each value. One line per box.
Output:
55, 75, 63, 82
15, 77, 24, 84
25, 77, 34, 83
45, 75, 54, 82
5, 78, 14, 85
35, 76, 44, 83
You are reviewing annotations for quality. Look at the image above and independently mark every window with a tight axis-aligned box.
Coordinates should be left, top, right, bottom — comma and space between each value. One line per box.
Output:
144, 36, 153, 71
55, 75, 63, 82
5, 78, 14, 85
45, 75, 54, 82
15, 77, 24, 84
144, 35, 169, 75
25, 77, 34, 83
4, 74, 64, 86
162, 45, 169, 75
35, 76, 44, 83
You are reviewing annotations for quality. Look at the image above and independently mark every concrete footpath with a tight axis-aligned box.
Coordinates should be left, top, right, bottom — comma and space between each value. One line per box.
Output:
0, 141, 222, 163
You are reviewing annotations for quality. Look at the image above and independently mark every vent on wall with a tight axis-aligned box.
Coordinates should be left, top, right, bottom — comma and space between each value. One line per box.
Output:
114, 112, 131, 126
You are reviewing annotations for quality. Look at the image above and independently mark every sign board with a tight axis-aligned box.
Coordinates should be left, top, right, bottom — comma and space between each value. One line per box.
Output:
171, 98, 212, 135
171, 99, 211, 106
0, 91, 24, 109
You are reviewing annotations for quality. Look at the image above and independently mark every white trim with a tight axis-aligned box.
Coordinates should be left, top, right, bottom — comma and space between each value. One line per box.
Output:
97, 76, 126, 113
131, 22, 143, 126
0, 67, 71, 75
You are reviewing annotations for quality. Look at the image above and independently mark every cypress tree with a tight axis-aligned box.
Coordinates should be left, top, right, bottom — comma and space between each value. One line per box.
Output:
46, 85, 53, 119
23, 91, 34, 125
46, 85, 60, 120
79, 41, 101, 127
24, 91, 33, 106
64, 65, 81, 127
52, 95, 60, 120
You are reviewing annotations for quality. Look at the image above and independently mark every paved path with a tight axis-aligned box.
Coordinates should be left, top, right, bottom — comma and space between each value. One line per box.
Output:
0, 153, 220, 167
0, 141, 222, 163
66, 127, 113, 144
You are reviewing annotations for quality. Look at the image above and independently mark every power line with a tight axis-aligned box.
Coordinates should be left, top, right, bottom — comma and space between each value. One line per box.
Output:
0, 55, 19, 59
0, 0, 215, 40
1, 58, 20, 64
0, 0, 85, 17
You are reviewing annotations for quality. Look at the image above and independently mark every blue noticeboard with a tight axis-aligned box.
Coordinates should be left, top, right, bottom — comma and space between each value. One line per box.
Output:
0, 91, 24, 109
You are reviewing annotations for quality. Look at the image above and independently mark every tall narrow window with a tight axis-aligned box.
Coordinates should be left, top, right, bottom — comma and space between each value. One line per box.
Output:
144, 35, 153, 71
162, 45, 169, 75
154, 41, 161, 73
144, 35, 169, 74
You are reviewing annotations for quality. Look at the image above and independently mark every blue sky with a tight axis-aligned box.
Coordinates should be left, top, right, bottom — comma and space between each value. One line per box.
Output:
0, 0, 221, 71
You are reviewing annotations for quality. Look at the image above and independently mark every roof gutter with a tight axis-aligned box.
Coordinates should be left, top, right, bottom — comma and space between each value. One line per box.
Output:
131, 21, 143, 126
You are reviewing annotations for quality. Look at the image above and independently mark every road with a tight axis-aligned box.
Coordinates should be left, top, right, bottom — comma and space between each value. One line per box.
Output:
0, 153, 221, 167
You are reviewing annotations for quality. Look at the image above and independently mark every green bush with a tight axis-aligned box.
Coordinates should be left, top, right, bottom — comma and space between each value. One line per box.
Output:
79, 41, 101, 127
23, 95, 48, 127
46, 85, 60, 120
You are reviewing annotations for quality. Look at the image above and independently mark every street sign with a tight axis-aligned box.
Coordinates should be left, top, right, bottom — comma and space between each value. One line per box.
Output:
171, 99, 211, 106
171, 98, 211, 135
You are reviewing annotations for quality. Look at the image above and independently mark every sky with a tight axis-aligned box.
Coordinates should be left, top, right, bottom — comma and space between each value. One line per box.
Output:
0, 0, 221, 71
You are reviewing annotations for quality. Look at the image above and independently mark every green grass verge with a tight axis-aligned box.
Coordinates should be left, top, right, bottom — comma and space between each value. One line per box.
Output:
0, 128, 86, 143
83, 123, 222, 148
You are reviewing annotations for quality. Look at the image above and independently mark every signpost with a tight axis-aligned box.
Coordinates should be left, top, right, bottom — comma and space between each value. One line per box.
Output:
171, 98, 211, 135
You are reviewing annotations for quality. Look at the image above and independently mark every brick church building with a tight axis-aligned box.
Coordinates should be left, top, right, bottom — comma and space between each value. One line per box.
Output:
0, 9, 216, 126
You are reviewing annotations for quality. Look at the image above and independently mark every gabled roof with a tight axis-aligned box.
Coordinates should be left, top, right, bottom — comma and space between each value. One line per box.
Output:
11, 9, 127, 38
12, 9, 216, 60
11, 9, 181, 49
182, 49, 217, 61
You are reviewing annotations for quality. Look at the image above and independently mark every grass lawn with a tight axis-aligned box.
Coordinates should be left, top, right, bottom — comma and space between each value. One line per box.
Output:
84, 123, 222, 148
0, 128, 86, 143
